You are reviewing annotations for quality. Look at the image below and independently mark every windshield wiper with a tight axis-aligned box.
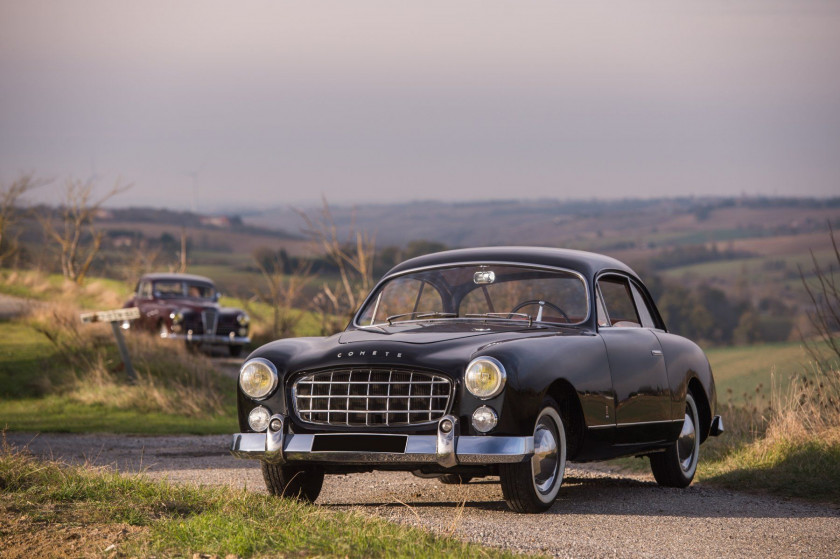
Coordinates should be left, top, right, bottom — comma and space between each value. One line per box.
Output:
465, 312, 532, 323
386, 312, 458, 325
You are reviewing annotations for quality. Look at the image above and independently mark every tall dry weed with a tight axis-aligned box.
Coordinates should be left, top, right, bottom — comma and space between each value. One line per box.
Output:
26, 301, 229, 417
765, 360, 840, 442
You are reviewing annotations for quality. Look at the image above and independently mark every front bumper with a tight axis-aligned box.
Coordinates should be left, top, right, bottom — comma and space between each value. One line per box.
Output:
162, 331, 250, 345
230, 414, 534, 467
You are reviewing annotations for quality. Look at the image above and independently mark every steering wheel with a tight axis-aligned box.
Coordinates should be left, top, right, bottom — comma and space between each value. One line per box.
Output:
510, 300, 570, 323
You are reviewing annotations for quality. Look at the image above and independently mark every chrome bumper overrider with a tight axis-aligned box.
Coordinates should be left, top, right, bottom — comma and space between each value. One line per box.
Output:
230, 414, 534, 467
709, 415, 724, 437
162, 332, 250, 345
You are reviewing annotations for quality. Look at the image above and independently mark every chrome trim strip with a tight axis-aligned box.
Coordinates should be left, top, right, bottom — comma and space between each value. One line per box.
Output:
230, 432, 534, 465
352, 261, 591, 328
588, 418, 684, 430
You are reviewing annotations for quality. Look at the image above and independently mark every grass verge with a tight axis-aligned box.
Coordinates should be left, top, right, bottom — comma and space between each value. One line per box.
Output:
0, 439, 519, 558
0, 304, 237, 434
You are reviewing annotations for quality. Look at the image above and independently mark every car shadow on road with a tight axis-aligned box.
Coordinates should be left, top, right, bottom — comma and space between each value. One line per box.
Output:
323, 473, 840, 519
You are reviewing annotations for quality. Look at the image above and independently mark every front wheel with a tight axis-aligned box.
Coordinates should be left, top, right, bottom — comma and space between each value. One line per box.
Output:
500, 398, 567, 513
261, 462, 324, 502
649, 392, 700, 487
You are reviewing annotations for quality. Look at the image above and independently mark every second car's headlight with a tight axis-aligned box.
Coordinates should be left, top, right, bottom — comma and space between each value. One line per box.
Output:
236, 313, 250, 326
239, 358, 278, 400
465, 357, 506, 399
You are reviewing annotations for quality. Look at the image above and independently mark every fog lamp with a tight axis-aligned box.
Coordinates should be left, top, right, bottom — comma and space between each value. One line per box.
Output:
239, 358, 278, 400
472, 406, 498, 433
465, 357, 506, 399
248, 406, 271, 432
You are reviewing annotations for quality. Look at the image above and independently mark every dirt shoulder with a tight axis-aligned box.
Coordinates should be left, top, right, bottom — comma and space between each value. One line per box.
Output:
5, 432, 839, 558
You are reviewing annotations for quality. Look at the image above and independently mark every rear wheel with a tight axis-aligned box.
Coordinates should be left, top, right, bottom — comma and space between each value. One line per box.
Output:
438, 474, 473, 485
261, 462, 324, 502
500, 398, 566, 513
650, 392, 700, 487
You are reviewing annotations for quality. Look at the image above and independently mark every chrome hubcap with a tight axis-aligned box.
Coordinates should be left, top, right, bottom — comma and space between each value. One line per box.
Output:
532, 418, 559, 494
677, 404, 697, 472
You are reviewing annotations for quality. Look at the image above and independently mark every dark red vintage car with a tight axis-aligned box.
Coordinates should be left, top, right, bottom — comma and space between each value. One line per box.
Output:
125, 273, 250, 356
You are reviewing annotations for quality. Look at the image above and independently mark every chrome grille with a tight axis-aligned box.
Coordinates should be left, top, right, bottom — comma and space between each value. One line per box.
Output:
201, 309, 218, 335
293, 368, 452, 427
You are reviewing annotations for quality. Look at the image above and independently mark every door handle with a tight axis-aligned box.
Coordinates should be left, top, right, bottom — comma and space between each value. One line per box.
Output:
651, 349, 663, 356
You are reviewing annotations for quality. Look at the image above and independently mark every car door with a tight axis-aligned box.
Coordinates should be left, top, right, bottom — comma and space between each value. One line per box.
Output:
597, 274, 672, 445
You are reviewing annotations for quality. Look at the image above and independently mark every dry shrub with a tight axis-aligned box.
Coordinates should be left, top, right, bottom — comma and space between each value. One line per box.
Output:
765, 361, 840, 442
26, 301, 228, 417
81, 279, 124, 309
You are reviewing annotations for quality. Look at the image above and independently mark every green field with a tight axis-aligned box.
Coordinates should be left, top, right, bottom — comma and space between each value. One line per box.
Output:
705, 340, 827, 404
0, 320, 237, 435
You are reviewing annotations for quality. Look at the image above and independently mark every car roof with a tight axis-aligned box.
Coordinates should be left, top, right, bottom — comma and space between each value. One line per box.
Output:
139, 273, 215, 285
383, 246, 638, 282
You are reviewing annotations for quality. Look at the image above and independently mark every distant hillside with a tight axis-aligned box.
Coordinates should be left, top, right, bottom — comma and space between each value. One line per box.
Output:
102, 207, 300, 240
243, 196, 840, 315
244, 196, 839, 251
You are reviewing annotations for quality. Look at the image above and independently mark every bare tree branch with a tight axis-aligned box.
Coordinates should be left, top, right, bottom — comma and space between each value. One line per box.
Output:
0, 173, 46, 267
296, 196, 375, 330
38, 178, 131, 283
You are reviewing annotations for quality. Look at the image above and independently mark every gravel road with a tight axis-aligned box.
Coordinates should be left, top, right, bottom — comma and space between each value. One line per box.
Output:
6, 432, 839, 558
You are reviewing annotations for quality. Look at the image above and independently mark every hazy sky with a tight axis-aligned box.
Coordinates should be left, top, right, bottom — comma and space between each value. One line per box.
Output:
2, 1, 839, 211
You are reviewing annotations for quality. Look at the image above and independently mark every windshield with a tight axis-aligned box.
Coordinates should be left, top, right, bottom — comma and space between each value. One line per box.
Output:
154, 280, 215, 300
357, 265, 588, 326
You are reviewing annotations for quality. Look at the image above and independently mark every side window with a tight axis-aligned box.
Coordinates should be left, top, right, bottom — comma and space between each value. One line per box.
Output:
139, 281, 152, 299
630, 283, 657, 329
598, 276, 640, 327
595, 287, 609, 327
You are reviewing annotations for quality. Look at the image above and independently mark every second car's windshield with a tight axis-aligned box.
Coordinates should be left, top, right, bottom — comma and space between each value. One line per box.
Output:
154, 281, 215, 300
357, 265, 588, 326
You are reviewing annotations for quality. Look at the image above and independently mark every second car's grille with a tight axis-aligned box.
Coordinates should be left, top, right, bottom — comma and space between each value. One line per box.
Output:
293, 368, 452, 427
201, 309, 218, 336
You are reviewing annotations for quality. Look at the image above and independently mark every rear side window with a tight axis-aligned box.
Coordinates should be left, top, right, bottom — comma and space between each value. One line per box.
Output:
598, 276, 640, 327
630, 283, 657, 329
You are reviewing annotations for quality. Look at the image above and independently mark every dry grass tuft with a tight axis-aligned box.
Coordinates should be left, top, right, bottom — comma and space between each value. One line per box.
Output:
765, 360, 840, 442
24, 300, 229, 418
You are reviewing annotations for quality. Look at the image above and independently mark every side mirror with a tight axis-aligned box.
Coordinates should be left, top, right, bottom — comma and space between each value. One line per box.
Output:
214, 292, 221, 302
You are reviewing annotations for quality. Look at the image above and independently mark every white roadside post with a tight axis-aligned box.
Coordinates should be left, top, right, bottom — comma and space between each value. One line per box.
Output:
79, 307, 141, 382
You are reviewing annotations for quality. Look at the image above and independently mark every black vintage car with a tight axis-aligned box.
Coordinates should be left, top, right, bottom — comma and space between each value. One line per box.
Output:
231, 247, 723, 513
125, 273, 251, 356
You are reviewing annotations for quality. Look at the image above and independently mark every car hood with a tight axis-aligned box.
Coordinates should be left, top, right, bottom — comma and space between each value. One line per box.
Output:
251, 321, 588, 380
338, 321, 544, 345
161, 298, 220, 312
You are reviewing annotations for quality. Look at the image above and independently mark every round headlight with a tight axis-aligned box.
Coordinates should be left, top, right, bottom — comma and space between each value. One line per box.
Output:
239, 358, 278, 400
248, 406, 271, 432
472, 405, 499, 433
237, 313, 250, 326
170, 311, 184, 323
464, 357, 506, 399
